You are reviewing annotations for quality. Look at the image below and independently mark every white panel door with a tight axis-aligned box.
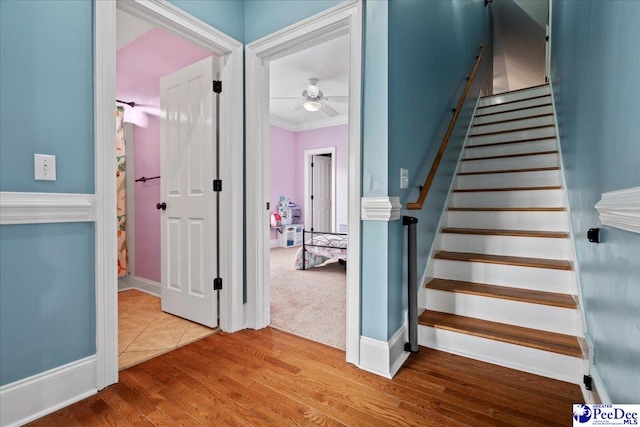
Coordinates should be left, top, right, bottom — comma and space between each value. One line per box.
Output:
160, 56, 218, 328
311, 155, 332, 232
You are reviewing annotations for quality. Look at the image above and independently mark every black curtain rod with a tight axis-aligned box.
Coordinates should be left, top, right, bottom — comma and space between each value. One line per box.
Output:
116, 99, 135, 108
135, 176, 160, 183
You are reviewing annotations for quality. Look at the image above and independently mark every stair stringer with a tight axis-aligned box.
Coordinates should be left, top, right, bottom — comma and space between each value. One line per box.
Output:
417, 92, 485, 312
548, 80, 595, 399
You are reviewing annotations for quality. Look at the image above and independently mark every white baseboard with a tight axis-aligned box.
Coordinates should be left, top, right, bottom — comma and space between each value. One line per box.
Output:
585, 364, 612, 404
118, 276, 161, 297
269, 239, 279, 249
358, 324, 409, 379
0, 356, 97, 427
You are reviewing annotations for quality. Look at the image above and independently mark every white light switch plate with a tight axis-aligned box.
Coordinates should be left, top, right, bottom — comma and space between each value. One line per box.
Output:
400, 168, 409, 189
34, 154, 56, 181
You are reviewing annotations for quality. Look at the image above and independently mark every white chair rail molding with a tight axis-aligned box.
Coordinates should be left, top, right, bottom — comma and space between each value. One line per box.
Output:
594, 186, 640, 234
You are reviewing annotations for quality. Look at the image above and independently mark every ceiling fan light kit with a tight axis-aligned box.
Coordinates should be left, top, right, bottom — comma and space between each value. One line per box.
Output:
303, 100, 322, 112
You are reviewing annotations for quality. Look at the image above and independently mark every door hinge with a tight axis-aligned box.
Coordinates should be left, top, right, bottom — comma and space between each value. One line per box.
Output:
311, 162, 314, 167
213, 179, 222, 192
266, 202, 270, 210
310, 195, 314, 200
583, 375, 593, 391
213, 277, 222, 290
212, 80, 222, 93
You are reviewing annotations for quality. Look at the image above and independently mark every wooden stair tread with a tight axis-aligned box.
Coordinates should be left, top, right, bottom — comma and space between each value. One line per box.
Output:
418, 310, 583, 357
467, 136, 556, 148
474, 103, 553, 118
434, 251, 573, 271
425, 278, 577, 308
453, 186, 562, 193
477, 94, 550, 110
441, 227, 568, 239
448, 207, 566, 212
458, 166, 559, 176
462, 150, 557, 162
480, 84, 549, 99
473, 113, 553, 127
471, 124, 554, 138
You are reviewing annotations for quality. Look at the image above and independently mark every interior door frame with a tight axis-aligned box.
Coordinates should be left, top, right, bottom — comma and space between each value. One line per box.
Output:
245, 0, 363, 365
94, 0, 244, 390
304, 147, 336, 233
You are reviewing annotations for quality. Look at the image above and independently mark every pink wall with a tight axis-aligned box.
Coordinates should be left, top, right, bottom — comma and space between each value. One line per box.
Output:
295, 125, 349, 230
269, 124, 349, 239
117, 28, 211, 282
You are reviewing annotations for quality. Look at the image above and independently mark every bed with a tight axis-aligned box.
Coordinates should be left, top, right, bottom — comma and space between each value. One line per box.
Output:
295, 230, 348, 270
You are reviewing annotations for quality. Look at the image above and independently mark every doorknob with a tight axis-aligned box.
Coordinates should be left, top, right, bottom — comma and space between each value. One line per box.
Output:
156, 202, 167, 211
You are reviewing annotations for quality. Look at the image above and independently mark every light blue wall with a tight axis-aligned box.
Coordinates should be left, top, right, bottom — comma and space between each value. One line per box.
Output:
0, 0, 244, 387
386, 0, 493, 337
244, 0, 343, 44
550, 0, 640, 403
0, 223, 95, 386
0, 0, 94, 194
167, 0, 245, 43
360, 0, 392, 341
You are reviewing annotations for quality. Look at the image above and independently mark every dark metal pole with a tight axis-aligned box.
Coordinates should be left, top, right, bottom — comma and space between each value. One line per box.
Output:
403, 216, 419, 354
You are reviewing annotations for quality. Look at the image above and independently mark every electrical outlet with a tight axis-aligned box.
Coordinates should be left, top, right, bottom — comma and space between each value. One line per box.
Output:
34, 154, 56, 181
400, 168, 409, 189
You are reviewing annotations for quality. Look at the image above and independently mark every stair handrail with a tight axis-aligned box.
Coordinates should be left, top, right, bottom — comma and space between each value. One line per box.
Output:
406, 45, 485, 210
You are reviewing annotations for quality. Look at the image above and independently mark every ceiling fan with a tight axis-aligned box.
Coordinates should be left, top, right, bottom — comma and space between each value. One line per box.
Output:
271, 78, 348, 117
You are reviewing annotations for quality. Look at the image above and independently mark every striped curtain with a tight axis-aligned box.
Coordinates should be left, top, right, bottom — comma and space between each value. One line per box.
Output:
116, 107, 128, 277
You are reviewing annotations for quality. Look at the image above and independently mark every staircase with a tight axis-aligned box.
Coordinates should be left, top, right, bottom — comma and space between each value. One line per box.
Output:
417, 84, 585, 384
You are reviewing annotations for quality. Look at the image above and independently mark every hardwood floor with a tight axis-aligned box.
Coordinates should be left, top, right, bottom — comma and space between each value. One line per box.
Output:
28, 328, 583, 426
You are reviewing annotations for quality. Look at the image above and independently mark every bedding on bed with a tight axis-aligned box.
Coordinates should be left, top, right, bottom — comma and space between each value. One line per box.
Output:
294, 233, 347, 270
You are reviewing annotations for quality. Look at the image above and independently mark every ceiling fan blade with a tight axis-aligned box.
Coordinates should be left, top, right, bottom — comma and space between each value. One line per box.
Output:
285, 103, 304, 116
319, 103, 339, 117
323, 96, 349, 104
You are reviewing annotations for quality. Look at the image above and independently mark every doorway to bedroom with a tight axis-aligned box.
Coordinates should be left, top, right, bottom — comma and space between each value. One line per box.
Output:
267, 34, 350, 350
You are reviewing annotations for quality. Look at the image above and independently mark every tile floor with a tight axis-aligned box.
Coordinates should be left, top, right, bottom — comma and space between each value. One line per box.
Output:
118, 289, 217, 370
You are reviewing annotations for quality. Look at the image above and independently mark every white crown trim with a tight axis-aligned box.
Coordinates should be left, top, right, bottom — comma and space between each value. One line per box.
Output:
361, 196, 402, 221
0, 192, 96, 225
270, 115, 348, 132
594, 186, 640, 234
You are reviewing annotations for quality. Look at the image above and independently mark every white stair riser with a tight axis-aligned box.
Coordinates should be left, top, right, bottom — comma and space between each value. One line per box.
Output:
418, 326, 583, 384
471, 115, 555, 135
440, 233, 570, 259
433, 259, 576, 293
476, 95, 552, 116
446, 211, 568, 231
456, 170, 562, 189
468, 126, 555, 146
425, 290, 578, 335
463, 138, 557, 159
479, 86, 551, 107
459, 153, 558, 173
473, 105, 554, 125
452, 189, 564, 208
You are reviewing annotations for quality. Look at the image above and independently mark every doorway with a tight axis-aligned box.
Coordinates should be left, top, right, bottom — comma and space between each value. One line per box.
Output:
305, 149, 336, 233
114, 10, 222, 369
95, 0, 243, 389
245, 0, 363, 364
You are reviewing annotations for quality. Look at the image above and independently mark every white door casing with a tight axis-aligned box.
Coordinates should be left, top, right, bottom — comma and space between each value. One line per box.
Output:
304, 147, 336, 233
96, 0, 244, 390
160, 56, 218, 328
245, 0, 362, 365
308, 154, 333, 232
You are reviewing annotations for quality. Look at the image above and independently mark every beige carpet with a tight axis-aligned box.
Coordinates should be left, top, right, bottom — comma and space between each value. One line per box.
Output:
269, 247, 346, 350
